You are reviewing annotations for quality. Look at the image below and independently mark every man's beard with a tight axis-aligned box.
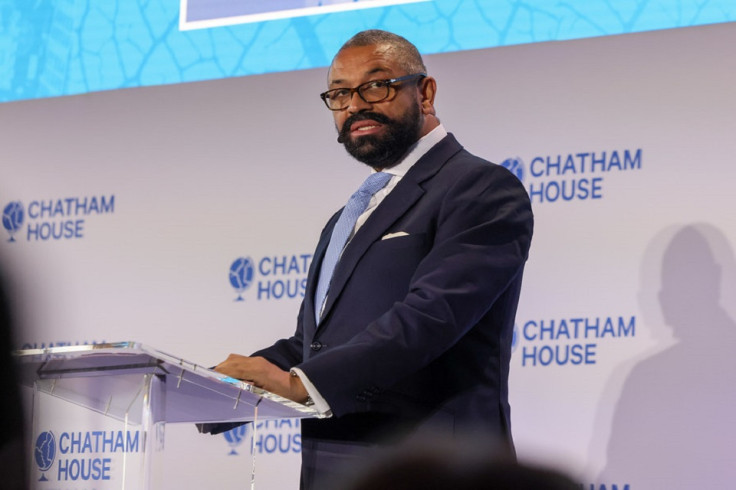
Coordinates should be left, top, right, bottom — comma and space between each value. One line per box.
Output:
338, 104, 422, 169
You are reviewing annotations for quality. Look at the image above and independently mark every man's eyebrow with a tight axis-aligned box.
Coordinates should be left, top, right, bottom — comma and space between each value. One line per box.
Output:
329, 67, 390, 86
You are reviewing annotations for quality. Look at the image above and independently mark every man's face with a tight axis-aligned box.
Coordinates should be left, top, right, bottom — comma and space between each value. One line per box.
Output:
328, 45, 424, 169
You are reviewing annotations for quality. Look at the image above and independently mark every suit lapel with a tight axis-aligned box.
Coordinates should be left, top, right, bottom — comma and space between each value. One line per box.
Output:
317, 134, 463, 328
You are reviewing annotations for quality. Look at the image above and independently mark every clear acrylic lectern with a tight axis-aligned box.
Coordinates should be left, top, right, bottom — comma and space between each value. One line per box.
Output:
15, 342, 321, 489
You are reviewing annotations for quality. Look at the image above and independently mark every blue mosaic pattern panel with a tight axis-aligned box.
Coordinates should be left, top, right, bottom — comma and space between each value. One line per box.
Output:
1, 0, 734, 102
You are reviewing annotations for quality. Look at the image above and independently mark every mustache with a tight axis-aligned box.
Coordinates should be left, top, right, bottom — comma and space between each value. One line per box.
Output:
337, 112, 393, 144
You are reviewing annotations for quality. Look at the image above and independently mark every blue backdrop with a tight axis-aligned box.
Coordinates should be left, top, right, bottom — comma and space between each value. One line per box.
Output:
2, 0, 735, 102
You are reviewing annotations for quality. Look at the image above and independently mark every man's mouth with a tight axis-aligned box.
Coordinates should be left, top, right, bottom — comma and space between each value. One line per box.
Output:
350, 120, 382, 135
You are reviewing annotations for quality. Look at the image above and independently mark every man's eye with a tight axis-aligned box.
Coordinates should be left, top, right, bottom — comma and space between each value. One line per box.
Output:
365, 80, 388, 90
330, 89, 351, 99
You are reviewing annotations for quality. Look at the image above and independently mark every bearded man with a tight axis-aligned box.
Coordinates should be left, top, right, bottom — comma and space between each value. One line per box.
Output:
214, 29, 533, 489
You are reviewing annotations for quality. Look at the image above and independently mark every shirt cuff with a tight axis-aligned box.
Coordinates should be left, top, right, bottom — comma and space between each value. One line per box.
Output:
289, 367, 332, 416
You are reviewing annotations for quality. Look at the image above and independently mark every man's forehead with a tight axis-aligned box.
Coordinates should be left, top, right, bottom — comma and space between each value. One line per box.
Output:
328, 44, 398, 83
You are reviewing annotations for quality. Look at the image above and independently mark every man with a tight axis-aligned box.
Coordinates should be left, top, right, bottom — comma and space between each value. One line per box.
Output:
214, 29, 533, 489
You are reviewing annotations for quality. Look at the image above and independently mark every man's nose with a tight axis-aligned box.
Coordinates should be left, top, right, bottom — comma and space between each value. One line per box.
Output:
347, 90, 372, 113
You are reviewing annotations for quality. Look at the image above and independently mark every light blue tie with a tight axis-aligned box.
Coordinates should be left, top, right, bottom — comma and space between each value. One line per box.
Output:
314, 172, 392, 324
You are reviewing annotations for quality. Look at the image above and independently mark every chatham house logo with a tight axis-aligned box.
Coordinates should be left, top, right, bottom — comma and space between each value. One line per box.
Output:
35, 431, 56, 481
223, 425, 249, 455
502, 147, 643, 204
2, 201, 24, 242
229, 257, 255, 301
222, 420, 301, 456
500, 157, 525, 182
228, 253, 311, 301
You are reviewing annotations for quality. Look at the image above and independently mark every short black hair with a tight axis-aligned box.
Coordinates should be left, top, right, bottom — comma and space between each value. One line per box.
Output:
337, 29, 427, 75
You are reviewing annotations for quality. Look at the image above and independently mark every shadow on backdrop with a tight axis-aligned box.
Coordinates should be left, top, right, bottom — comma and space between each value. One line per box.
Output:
598, 224, 736, 487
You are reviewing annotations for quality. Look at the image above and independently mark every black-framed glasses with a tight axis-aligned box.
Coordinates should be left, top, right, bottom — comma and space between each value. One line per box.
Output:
319, 73, 427, 111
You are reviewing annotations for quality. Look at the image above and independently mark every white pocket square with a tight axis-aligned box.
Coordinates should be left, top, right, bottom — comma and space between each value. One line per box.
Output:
381, 231, 409, 240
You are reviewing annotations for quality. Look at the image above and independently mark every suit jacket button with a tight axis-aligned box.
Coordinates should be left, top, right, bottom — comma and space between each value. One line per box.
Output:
310, 341, 322, 351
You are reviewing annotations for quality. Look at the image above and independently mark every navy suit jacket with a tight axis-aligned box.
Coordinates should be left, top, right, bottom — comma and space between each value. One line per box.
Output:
253, 133, 533, 448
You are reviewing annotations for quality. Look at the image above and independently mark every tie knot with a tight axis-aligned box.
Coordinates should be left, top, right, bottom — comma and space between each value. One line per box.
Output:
357, 171, 392, 197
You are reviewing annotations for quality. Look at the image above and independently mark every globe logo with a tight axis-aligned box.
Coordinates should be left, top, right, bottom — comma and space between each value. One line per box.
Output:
223, 424, 249, 455
500, 157, 525, 182
2, 201, 24, 242
34, 431, 56, 481
229, 257, 255, 301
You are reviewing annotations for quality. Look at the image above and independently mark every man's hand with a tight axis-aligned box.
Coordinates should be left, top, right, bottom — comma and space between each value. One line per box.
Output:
214, 354, 309, 404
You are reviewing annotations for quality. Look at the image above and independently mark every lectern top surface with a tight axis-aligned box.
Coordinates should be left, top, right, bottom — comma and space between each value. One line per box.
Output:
14, 341, 323, 424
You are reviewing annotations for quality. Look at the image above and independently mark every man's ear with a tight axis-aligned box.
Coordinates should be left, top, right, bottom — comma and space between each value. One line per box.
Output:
419, 76, 437, 116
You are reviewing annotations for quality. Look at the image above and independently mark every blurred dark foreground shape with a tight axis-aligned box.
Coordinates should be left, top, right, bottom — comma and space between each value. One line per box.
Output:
0, 269, 28, 490
341, 435, 578, 490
